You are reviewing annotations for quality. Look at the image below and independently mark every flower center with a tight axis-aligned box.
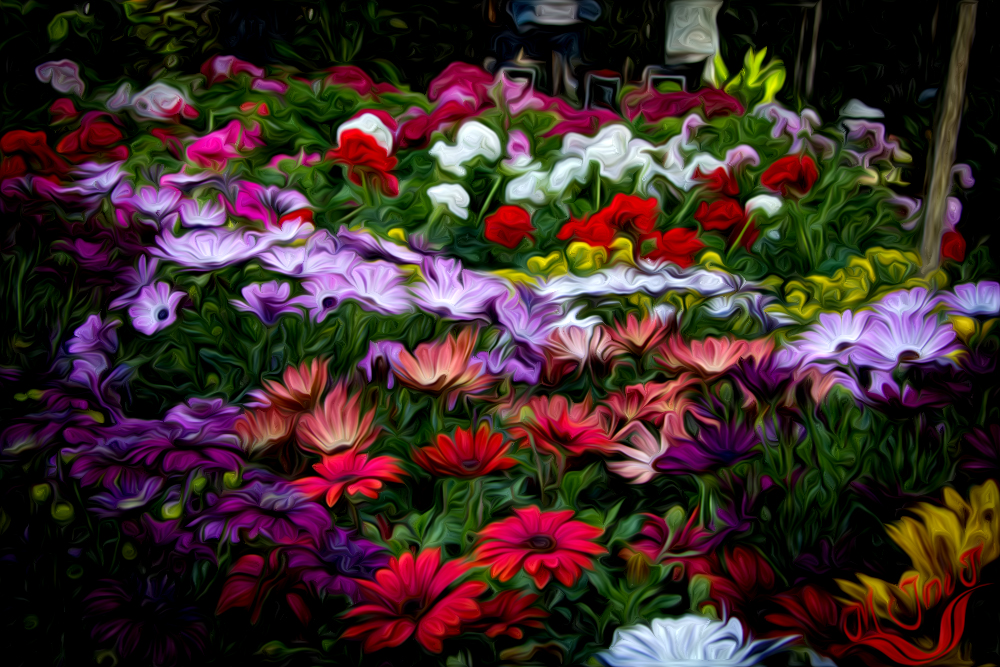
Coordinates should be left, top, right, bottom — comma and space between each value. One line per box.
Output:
156, 308, 169, 321
527, 535, 555, 551
401, 598, 426, 618
322, 296, 336, 309
898, 349, 921, 362
461, 459, 480, 470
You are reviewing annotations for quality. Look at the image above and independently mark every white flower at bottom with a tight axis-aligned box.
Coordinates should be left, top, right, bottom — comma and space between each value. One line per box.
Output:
599, 615, 794, 667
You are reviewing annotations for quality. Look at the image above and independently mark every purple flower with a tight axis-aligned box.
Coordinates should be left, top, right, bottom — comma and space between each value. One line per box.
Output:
128, 282, 184, 335
191, 481, 330, 545
259, 234, 358, 277
231, 281, 300, 325
341, 261, 412, 315
57, 237, 115, 271
732, 353, 797, 403
152, 220, 313, 270
90, 471, 165, 517
843, 119, 908, 167
358, 340, 405, 387
962, 425, 1000, 474
165, 397, 242, 441
411, 256, 508, 320
471, 345, 541, 384
941, 282, 1000, 317
85, 576, 209, 666
33, 161, 126, 213
873, 287, 938, 320
335, 227, 425, 264
68, 315, 120, 355
178, 197, 226, 227
492, 286, 561, 352
287, 527, 389, 602
35, 59, 84, 96
111, 255, 159, 310
503, 129, 535, 170
296, 274, 349, 322
792, 310, 872, 368
129, 185, 183, 228
859, 368, 963, 412
855, 312, 961, 370
654, 409, 761, 473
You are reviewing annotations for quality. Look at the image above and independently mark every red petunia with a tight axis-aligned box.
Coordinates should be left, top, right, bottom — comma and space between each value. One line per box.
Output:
341, 548, 486, 653
292, 450, 405, 507
474, 506, 606, 588
49, 99, 79, 124
484, 205, 535, 248
326, 128, 399, 197
941, 231, 966, 262
639, 228, 705, 267
694, 198, 745, 231
557, 194, 660, 247
56, 112, 128, 162
694, 167, 739, 196
412, 424, 518, 478
1, 130, 69, 176
761, 155, 818, 197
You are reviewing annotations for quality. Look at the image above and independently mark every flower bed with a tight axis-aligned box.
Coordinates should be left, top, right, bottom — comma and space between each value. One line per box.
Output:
1, 48, 997, 666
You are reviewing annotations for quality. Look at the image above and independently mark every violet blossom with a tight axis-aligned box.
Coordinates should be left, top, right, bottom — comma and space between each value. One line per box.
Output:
940, 282, 1000, 317
340, 260, 412, 315
128, 282, 184, 335
854, 311, 961, 370
287, 527, 389, 602
792, 310, 872, 369
129, 185, 183, 229
191, 481, 330, 545
178, 197, 226, 227
654, 408, 761, 473
68, 315, 120, 356
231, 281, 300, 325
151, 220, 313, 270
296, 274, 349, 322
110, 255, 159, 309
358, 340, 405, 387
410, 256, 508, 320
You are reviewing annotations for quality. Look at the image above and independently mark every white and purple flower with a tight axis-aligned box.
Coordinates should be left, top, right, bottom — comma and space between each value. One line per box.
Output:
128, 282, 184, 335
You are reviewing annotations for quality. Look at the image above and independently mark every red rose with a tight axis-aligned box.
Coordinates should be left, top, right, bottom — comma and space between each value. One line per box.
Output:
941, 231, 966, 262
639, 228, 705, 267
557, 194, 659, 247
694, 198, 745, 231
56, 112, 127, 162
694, 167, 739, 195
484, 205, 535, 248
761, 155, 818, 196
0, 130, 69, 176
326, 128, 399, 196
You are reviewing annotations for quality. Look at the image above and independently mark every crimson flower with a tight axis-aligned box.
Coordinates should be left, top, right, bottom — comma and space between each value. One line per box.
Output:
557, 194, 659, 247
293, 450, 405, 506
761, 155, 818, 197
56, 112, 128, 162
465, 590, 548, 639
639, 228, 705, 267
485, 205, 535, 248
694, 198, 745, 231
326, 128, 399, 196
510, 394, 613, 459
474, 506, 606, 588
1, 129, 69, 176
694, 167, 739, 195
412, 424, 518, 478
941, 231, 966, 262
342, 548, 487, 653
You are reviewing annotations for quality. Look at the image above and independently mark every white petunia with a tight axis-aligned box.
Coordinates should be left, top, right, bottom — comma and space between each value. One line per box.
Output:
426, 183, 471, 219
744, 194, 784, 217
35, 60, 84, 96
599, 615, 795, 667
429, 121, 503, 176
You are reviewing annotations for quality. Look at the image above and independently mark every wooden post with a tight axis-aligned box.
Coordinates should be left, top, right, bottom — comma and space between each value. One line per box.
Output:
921, 1, 977, 275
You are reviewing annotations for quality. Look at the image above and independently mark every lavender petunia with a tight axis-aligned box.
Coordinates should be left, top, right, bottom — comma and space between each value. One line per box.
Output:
411, 256, 508, 320
68, 315, 121, 355
129, 185, 183, 229
192, 481, 330, 545
231, 281, 300, 325
110, 255, 159, 310
35, 59, 84, 96
940, 282, 1000, 317
128, 282, 184, 335
792, 310, 872, 368
152, 220, 313, 270
341, 261, 412, 315
854, 312, 961, 370
179, 197, 227, 227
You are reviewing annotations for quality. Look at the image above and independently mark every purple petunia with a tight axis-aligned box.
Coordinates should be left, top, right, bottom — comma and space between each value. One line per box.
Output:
128, 282, 184, 335
231, 281, 301, 325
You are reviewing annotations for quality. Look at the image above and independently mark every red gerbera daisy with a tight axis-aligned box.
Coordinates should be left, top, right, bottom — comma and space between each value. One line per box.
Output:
412, 424, 518, 478
510, 394, 613, 459
342, 548, 486, 653
292, 450, 406, 507
474, 506, 606, 588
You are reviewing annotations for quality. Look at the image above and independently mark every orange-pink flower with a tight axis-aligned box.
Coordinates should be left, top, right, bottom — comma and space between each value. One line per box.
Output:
389, 328, 494, 409
295, 381, 380, 454
542, 325, 618, 383
655, 335, 774, 378
249, 358, 329, 413
606, 311, 673, 357
234, 408, 293, 456
601, 376, 695, 434
293, 450, 405, 506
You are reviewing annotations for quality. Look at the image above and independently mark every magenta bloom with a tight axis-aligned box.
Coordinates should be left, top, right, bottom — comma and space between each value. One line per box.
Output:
231, 281, 300, 325
186, 120, 264, 170
128, 282, 184, 335
193, 481, 330, 545
68, 315, 120, 355
111, 255, 159, 309
226, 180, 311, 228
